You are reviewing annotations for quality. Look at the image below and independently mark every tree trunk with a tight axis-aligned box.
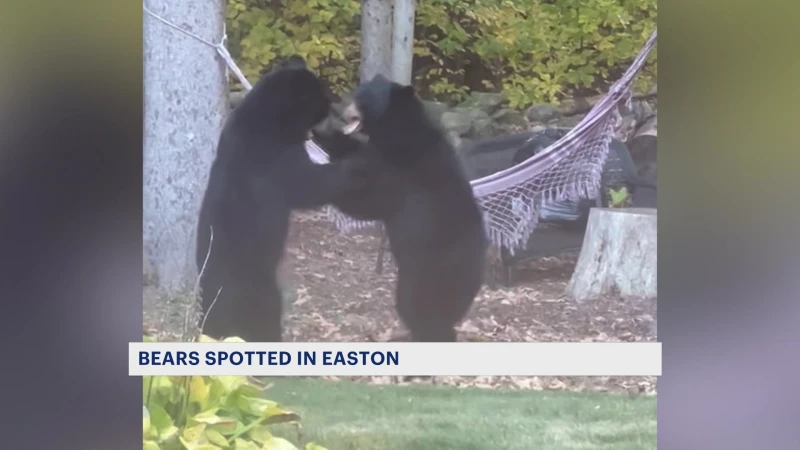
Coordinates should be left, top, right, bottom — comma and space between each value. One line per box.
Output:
143, 0, 228, 293
391, 0, 415, 85
360, 0, 393, 83
567, 208, 657, 302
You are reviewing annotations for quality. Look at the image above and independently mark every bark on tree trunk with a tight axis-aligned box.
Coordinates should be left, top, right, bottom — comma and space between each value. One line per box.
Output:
567, 208, 657, 302
360, 0, 394, 83
391, 0, 415, 85
143, 0, 228, 294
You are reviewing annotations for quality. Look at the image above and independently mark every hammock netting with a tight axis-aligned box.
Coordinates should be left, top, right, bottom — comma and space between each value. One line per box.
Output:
306, 30, 657, 255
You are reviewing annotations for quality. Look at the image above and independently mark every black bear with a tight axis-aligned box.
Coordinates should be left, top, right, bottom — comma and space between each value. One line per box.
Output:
309, 129, 400, 221
312, 74, 487, 342
196, 57, 365, 342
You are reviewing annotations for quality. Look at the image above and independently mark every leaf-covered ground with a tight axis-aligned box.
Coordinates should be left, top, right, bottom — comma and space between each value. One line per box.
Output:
143, 211, 657, 395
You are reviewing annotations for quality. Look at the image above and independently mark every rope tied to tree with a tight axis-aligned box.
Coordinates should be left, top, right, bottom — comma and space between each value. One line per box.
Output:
143, 5, 252, 90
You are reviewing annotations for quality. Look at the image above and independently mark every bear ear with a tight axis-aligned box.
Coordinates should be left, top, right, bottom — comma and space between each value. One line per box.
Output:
394, 84, 415, 102
370, 73, 390, 84
399, 85, 415, 97
282, 55, 307, 70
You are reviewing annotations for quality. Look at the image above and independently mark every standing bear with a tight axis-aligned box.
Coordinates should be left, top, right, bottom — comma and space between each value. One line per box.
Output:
196, 57, 366, 342
313, 75, 488, 342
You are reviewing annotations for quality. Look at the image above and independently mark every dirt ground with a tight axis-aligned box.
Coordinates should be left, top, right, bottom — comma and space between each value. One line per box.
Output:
143, 211, 657, 395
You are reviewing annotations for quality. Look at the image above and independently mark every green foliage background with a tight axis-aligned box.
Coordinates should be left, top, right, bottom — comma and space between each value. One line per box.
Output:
226, 0, 656, 107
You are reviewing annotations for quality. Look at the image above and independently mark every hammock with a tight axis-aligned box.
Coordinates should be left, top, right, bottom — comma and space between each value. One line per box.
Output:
307, 30, 657, 254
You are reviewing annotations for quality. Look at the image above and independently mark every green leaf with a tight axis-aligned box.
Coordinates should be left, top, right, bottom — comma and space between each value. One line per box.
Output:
143, 406, 152, 436
205, 429, 231, 448
148, 404, 174, 434
208, 420, 241, 436
305, 444, 328, 450
215, 376, 249, 393
180, 424, 227, 450
247, 425, 273, 444
159, 425, 179, 443
192, 408, 226, 425
148, 376, 176, 404
260, 436, 299, 450
143, 440, 161, 450
182, 424, 206, 442
189, 376, 210, 406
233, 438, 261, 450
608, 187, 631, 207
236, 383, 265, 399
236, 397, 279, 417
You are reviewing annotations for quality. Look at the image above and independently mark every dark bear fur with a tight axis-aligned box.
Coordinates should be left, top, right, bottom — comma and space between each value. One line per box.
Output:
196, 56, 365, 342
310, 129, 401, 220
313, 75, 487, 342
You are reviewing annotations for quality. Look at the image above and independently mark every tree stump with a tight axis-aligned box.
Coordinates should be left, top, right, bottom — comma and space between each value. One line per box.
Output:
567, 208, 657, 302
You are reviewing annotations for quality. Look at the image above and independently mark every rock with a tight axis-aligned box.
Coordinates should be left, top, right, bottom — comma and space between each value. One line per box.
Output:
556, 94, 603, 116
529, 123, 546, 134
491, 108, 528, 128
472, 116, 494, 137
460, 107, 494, 138
552, 114, 584, 129
455, 106, 492, 121
441, 110, 474, 136
628, 134, 657, 182
460, 92, 506, 114
525, 103, 558, 122
489, 108, 510, 119
556, 97, 590, 116
633, 83, 657, 98
617, 114, 639, 142
630, 100, 655, 124
588, 94, 604, 107
443, 107, 493, 137
636, 114, 657, 138
423, 100, 449, 123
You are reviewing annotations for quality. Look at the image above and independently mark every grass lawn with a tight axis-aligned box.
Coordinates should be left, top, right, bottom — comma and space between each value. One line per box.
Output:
265, 378, 656, 450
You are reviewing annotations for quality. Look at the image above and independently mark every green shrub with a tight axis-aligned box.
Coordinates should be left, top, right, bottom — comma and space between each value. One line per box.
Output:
414, 0, 657, 106
142, 335, 327, 450
225, 0, 657, 107
226, 0, 361, 96
607, 186, 632, 208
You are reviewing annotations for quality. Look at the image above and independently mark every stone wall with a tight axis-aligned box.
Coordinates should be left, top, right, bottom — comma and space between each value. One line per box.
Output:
229, 85, 658, 181
428, 86, 658, 149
